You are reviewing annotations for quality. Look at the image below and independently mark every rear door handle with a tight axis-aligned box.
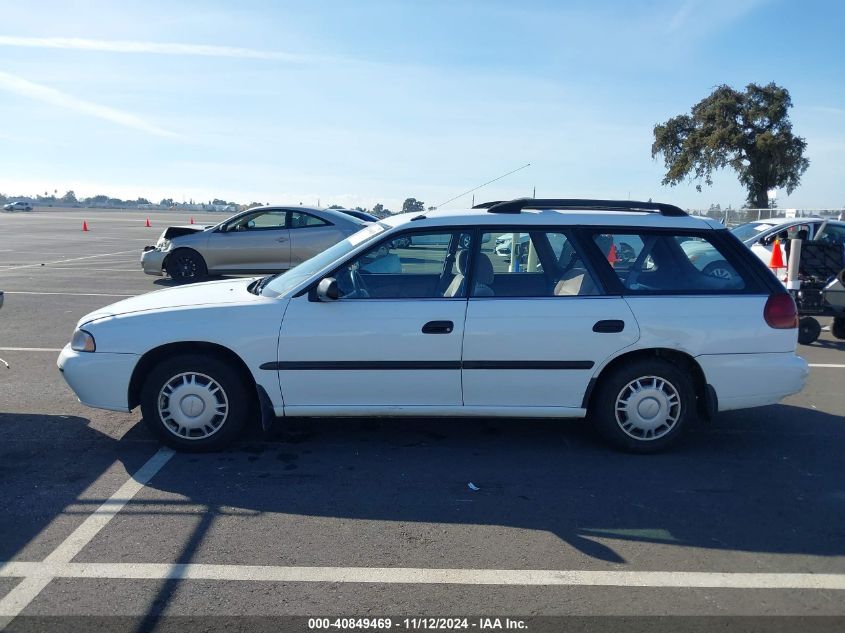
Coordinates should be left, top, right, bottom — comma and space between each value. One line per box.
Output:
277, 237, 288, 243
593, 319, 625, 333
422, 320, 454, 334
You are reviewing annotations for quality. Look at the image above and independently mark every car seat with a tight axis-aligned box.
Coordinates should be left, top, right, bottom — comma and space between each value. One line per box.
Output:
443, 250, 495, 297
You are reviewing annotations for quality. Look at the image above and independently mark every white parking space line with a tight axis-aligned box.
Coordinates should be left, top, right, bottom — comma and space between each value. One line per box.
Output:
0, 250, 139, 273
4, 291, 135, 297
36, 267, 141, 272
0, 347, 63, 352
2, 562, 845, 591
809, 364, 845, 368
0, 448, 174, 624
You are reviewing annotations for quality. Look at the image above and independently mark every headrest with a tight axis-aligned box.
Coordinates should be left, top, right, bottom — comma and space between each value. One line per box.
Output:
455, 249, 494, 285
474, 253, 495, 285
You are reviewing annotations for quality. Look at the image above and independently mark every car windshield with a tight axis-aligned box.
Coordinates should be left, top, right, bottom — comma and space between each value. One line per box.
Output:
260, 223, 388, 297
730, 222, 776, 242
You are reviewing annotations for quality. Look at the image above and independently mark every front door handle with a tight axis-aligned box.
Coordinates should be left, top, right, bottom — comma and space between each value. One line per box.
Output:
422, 320, 454, 334
593, 320, 625, 333
277, 237, 288, 243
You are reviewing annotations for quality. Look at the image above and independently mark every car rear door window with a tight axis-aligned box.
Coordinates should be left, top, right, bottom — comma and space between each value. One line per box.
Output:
289, 211, 330, 228
592, 231, 748, 293
475, 230, 600, 297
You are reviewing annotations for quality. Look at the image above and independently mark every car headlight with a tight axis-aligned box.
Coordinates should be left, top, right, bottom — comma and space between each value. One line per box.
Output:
156, 238, 172, 251
71, 329, 96, 352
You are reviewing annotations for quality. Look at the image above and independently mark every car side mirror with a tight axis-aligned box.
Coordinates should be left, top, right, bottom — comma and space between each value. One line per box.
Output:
315, 277, 339, 302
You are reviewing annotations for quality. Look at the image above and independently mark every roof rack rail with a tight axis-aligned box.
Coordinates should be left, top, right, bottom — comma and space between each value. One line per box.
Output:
483, 198, 688, 217
471, 201, 504, 209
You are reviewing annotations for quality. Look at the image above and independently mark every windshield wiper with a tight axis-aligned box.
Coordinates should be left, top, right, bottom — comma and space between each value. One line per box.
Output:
253, 274, 279, 295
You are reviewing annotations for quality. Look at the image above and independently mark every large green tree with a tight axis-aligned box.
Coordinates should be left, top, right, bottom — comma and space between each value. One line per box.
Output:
652, 83, 809, 209
401, 197, 425, 214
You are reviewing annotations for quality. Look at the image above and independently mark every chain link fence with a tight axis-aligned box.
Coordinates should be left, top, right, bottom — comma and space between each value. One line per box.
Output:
686, 208, 845, 228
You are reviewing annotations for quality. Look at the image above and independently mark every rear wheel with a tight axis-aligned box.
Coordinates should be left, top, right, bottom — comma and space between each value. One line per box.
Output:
140, 354, 250, 451
592, 358, 695, 453
165, 249, 208, 282
798, 317, 821, 345
832, 317, 845, 340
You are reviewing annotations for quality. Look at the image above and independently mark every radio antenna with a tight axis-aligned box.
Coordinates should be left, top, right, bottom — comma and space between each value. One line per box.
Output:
433, 163, 531, 209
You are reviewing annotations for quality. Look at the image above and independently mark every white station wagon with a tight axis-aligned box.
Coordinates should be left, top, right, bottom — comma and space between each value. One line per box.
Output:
58, 199, 808, 452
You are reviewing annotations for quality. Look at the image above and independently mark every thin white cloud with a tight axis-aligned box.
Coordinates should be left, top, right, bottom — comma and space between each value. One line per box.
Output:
0, 70, 178, 138
0, 36, 315, 62
667, 0, 767, 34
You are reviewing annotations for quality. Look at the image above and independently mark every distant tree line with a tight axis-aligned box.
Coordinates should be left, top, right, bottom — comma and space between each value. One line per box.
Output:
0, 192, 433, 217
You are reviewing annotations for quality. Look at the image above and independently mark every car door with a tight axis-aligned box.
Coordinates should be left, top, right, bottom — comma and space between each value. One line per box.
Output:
287, 210, 348, 267
276, 229, 470, 412
461, 228, 640, 411
209, 209, 291, 272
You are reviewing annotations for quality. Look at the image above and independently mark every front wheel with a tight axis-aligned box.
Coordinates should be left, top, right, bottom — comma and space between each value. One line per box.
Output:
592, 358, 696, 453
165, 249, 208, 283
140, 354, 250, 451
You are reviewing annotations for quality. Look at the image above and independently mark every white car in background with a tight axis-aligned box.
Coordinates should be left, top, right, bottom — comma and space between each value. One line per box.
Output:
683, 217, 845, 280
59, 198, 807, 454
3, 201, 33, 212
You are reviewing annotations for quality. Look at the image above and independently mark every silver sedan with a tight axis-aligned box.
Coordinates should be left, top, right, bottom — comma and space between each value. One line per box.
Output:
141, 206, 366, 282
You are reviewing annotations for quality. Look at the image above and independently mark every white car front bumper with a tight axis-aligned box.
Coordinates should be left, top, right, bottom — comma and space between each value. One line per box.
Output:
57, 344, 140, 412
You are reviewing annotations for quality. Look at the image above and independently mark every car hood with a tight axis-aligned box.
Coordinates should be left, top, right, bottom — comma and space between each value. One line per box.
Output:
163, 224, 211, 240
78, 277, 261, 326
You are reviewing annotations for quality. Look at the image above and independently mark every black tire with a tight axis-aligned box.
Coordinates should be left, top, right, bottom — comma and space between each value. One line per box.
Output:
832, 317, 845, 340
798, 317, 821, 345
165, 248, 208, 282
140, 354, 251, 451
592, 358, 696, 453
702, 260, 736, 280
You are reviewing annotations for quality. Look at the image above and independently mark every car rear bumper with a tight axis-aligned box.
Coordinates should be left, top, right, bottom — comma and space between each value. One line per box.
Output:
697, 352, 809, 411
57, 344, 139, 412
141, 248, 166, 276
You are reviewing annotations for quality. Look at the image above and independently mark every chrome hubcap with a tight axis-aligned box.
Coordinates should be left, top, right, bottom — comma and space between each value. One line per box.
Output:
615, 375, 681, 441
158, 372, 228, 440
708, 267, 732, 279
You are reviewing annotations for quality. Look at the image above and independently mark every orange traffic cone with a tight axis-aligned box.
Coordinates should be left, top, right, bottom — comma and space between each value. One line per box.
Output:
145, 217, 151, 227
768, 239, 785, 269
607, 243, 619, 264
82, 220, 89, 232
190, 217, 194, 224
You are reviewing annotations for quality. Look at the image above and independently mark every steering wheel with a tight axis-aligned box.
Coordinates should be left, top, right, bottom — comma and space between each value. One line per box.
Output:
338, 266, 370, 298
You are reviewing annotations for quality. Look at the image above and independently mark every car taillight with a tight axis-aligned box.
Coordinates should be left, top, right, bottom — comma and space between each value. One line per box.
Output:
764, 292, 798, 329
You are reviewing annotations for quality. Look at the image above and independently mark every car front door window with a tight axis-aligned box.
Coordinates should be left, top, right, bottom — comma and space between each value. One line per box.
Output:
335, 231, 469, 299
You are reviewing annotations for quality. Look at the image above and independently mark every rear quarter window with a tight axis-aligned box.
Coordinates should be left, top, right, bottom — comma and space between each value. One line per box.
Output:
590, 230, 751, 294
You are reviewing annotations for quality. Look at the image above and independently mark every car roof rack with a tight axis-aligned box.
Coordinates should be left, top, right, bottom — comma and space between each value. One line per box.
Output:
476, 198, 688, 217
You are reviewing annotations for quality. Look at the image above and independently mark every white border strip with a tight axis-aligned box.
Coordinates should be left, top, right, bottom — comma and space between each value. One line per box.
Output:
0, 448, 174, 622
0, 347, 63, 352
2, 562, 844, 590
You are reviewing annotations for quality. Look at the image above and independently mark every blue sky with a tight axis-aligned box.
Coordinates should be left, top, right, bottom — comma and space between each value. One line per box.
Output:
0, 0, 843, 210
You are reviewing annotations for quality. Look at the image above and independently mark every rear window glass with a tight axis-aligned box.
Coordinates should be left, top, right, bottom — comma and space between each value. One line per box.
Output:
592, 231, 747, 293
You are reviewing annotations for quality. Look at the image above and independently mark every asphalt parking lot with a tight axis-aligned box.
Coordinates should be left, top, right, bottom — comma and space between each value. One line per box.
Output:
1, 208, 844, 629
